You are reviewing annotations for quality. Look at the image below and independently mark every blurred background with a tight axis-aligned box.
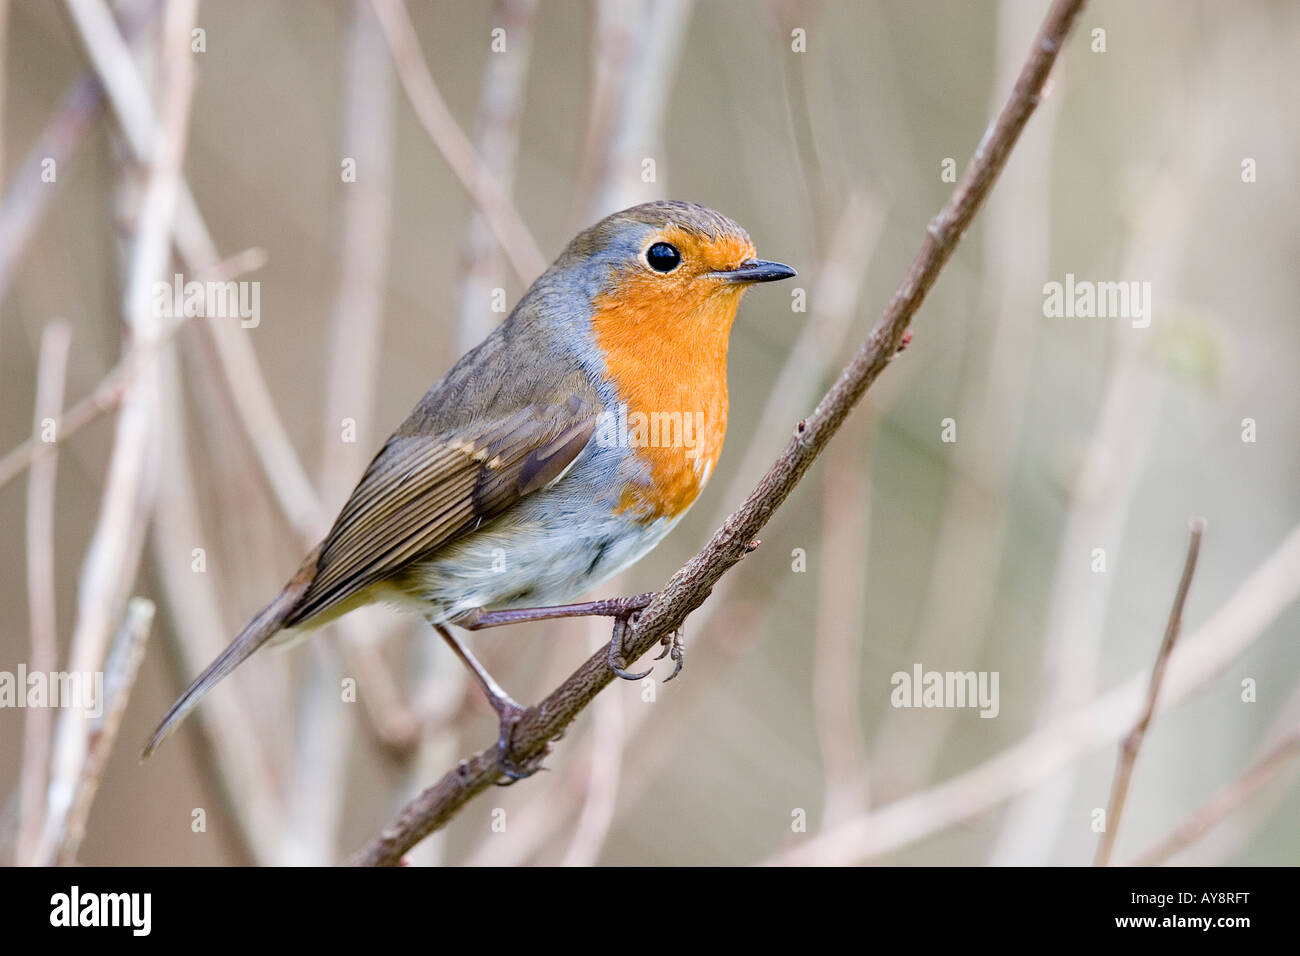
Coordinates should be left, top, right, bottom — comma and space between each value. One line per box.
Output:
1, 0, 1297, 866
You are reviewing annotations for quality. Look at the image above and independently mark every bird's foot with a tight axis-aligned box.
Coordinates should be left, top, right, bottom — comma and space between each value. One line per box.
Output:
606, 614, 651, 680
490, 695, 548, 785
606, 614, 686, 682
654, 626, 685, 682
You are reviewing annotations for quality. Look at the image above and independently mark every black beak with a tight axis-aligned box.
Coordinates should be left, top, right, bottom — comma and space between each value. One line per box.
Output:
718, 259, 797, 284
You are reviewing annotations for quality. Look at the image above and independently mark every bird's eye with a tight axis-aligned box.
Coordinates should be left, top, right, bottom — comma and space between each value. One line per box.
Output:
646, 242, 681, 272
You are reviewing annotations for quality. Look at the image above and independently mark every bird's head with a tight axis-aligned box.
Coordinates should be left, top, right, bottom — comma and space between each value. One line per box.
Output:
559, 200, 795, 334
549, 200, 795, 385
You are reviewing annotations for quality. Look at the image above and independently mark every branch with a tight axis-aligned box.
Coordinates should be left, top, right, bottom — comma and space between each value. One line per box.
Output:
347, 0, 1089, 866
0, 0, 161, 301
764, 519, 1300, 866
17, 320, 71, 866
813, 405, 874, 825
871, 0, 1064, 799
369, 0, 547, 282
55, 597, 155, 865
62, 0, 326, 542
1128, 726, 1300, 867
282, 0, 401, 865
32, 0, 198, 866
0, 246, 265, 491
456, 0, 537, 350
1094, 518, 1205, 866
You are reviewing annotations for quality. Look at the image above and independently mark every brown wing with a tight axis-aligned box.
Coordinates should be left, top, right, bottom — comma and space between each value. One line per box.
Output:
285, 390, 598, 627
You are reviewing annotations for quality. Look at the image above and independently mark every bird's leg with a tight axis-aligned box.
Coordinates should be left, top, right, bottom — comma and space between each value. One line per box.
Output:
432, 623, 545, 783
455, 592, 656, 630
456, 593, 673, 683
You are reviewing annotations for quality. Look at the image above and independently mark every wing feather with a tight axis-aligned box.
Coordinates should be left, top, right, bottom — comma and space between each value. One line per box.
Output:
285, 390, 599, 627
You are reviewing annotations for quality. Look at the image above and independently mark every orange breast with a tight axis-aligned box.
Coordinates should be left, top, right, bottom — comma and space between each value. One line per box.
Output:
590, 270, 744, 520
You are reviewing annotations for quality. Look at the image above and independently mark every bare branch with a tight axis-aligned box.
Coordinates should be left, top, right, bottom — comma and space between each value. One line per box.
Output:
0, 0, 160, 303
1094, 518, 1205, 866
766, 519, 1300, 867
456, 0, 537, 350
813, 407, 875, 824
283, 0, 400, 864
369, 0, 547, 282
62, 0, 326, 541
990, 52, 1226, 863
32, 0, 199, 866
871, 0, 1063, 799
1128, 726, 1300, 867
0, 247, 266, 492
17, 320, 71, 866
576, 0, 694, 220
56, 597, 155, 865
557, 618, 627, 867
347, 0, 1090, 867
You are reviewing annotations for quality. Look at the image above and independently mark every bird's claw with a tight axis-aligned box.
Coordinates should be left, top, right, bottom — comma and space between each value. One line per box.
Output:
606, 617, 686, 682
658, 628, 685, 681
492, 699, 547, 784
607, 614, 652, 680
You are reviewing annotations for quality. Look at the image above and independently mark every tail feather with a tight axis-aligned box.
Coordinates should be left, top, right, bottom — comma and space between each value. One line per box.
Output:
141, 547, 320, 760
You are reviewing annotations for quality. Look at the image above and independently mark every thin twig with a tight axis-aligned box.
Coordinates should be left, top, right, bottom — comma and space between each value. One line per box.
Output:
64, 0, 327, 542
33, 0, 198, 866
1094, 518, 1205, 866
1128, 726, 1300, 867
581, 0, 694, 220
70, 0, 420, 784
151, 346, 287, 864
323, 0, 395, 510
557, 617, 627, 867
188, 245, 325, 542
0, 247, 266, 491
0, 0, 161, 301
813, 406, 874, 825
284, 0, 398, 864
1169, 679, 1300, 864
990, 65, 1223, 863
456, 0, 537, 351
56, 597, 155, 865
765, 518, 1300, 867
871, 0, 1063, 798
16, 320, 71, 866
369, 0, 547, 282
347, 0, 1089, 866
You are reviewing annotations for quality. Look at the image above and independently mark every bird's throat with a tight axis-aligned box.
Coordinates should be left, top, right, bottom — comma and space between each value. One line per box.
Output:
590, 280, 740, 520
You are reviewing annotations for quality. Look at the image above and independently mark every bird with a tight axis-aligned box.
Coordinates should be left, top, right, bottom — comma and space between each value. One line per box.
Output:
142, 200, 796, 775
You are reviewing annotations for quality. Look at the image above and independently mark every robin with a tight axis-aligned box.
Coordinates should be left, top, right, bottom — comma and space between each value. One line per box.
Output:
143, 200, 795, 775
